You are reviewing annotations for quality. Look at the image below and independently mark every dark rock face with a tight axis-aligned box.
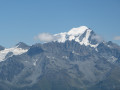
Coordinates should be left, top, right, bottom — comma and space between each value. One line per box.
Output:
16, 42, 30, 49
88, 31, 99, 45
0, 41, 120, 90
5, 52, 13, 59
27, 44, 43, 56
0, 45, 5, 51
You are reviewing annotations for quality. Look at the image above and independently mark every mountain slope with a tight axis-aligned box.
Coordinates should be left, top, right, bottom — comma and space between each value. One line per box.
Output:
0, 26, 120, 90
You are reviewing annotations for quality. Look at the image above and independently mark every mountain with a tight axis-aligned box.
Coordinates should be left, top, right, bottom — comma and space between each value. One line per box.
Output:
0, 26, 120, 90
0, 42, 29, 62
53, 26, 101, 48
16, 42, 30, 49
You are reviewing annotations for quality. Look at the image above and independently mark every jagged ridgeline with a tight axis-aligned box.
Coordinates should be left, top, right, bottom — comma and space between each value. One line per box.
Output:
0, 26, 120, 90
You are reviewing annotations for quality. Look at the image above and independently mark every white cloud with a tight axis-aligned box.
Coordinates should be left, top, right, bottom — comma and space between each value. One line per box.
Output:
114, 36, 120, 40
34, 33, 60, 42
91, 35, 103, 43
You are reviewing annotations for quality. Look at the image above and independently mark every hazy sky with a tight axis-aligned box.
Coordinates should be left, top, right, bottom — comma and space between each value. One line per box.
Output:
0, 0, 120, 47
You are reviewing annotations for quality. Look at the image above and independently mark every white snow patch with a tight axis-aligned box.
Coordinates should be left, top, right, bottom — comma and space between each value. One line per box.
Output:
62, 56, 68, 59
33, 59, 38, 66
80, 29, 91, 45
72, 51, 80, 55
54, 32, 67, 43
67, 26, 88, 35
0, 46, 28, 62
108, 56, 118, 63
46, 56, 55, 59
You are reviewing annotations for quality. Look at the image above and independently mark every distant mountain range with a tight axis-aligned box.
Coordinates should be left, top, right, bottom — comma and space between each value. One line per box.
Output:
0, 26, 120, 90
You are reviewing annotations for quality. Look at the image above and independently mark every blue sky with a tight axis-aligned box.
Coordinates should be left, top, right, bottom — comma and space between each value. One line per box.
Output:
0, 0, 120, 47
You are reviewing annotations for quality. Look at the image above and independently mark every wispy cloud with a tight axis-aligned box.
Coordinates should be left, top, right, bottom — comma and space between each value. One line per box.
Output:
114, 36, 120, 40
34, 33, 60, 42
91, 35, 103, 43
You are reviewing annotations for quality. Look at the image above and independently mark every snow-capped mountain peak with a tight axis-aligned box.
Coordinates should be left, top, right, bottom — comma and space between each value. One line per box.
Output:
67, 26, 89, 35
54, 26, 99, 47
16, 42, 30, 49
0, 45, 28, 62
